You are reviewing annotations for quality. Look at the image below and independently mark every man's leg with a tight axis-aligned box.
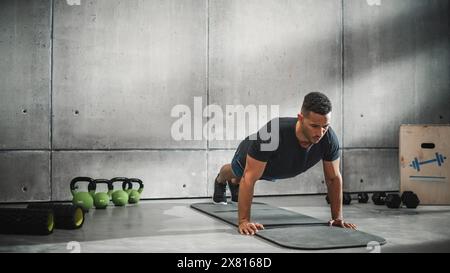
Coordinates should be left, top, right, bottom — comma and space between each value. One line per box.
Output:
213, 140, 246, 204
213, 164, 242, 204
218, 164, 242, 203
217, 164, 237, 184
228, 177, 241, 203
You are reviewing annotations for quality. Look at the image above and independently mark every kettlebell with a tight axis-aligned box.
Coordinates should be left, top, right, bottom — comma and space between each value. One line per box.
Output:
70, 176, 95, 211
109, 177, 129, 206
91, 179, 113, 209
122, 178, 144, 204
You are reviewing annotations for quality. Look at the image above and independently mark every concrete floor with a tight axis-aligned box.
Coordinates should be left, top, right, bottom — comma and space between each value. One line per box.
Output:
0, 195, 450, 253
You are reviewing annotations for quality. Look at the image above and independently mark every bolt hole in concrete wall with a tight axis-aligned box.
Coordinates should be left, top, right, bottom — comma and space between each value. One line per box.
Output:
0, 0, 448, 202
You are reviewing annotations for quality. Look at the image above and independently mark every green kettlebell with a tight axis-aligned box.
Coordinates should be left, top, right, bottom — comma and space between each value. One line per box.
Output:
70, 177, 95, 211
91, 179, 113, 209
109, 177, 129, 206
122, 178, 144, 204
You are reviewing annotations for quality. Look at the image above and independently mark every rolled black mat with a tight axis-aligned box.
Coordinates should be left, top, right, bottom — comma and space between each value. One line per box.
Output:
27, 203, 85, 230
0, 208, 54, 235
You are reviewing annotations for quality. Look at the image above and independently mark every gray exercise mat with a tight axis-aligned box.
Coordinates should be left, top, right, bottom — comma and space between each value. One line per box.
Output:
191, 202, 386, 250
191, 202, 323, 226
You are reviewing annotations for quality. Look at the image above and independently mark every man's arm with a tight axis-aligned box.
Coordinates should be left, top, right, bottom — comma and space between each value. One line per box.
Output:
323, 159, 357, 229
323, 159, 343, 220
238, 154, 267, 235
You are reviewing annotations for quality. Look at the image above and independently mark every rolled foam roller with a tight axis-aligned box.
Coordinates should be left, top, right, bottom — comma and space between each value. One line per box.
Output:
27, 203, 85, 230
0, 208, 54, 235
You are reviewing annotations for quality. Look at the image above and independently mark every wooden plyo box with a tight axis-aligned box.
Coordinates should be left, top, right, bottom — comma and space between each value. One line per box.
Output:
400, 125, 450, 205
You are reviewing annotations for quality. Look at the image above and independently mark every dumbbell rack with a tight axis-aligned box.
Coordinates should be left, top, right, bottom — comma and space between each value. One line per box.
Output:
325, 191, 419, 208
326, 191, 398, 205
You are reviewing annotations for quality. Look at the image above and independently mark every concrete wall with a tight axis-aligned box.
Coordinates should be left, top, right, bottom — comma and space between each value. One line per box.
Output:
53, 0, 207, 149
208, 0, 341, 197
343, 0, 449, 192
0, 0, 448, 202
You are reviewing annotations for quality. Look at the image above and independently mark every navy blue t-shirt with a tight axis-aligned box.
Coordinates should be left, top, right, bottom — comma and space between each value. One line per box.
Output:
235, 117, 340, 180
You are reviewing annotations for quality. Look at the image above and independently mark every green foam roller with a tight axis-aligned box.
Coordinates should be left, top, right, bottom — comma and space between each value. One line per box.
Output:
27, 203, 85, 229
0, 208, 54, 235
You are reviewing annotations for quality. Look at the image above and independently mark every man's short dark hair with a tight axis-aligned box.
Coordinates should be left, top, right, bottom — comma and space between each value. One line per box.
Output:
301, 92, 332, 116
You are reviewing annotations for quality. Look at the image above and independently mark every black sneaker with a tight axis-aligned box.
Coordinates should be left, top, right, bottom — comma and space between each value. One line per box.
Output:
228, 181, 239, 203
213, 175, 227, 205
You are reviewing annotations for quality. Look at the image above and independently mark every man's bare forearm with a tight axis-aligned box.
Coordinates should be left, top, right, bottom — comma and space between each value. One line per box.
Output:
238, 174, 257, 225
326, 175, 343, 220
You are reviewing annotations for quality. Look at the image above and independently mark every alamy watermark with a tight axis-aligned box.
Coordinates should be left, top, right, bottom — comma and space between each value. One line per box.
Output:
66, 241, 81, 253
366, 241, 381, 253
170, 97, 280, 151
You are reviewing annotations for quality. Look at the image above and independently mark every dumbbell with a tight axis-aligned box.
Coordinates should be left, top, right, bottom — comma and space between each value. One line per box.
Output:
410, 153, 446, 171
325, 192, 352, 205
357, 193, 369, 203
385, 193, 402, 208
373, 192, 420, 209
372, 192, 387, 205
401, 191, 420, 208
371, 192, 401, 208
27, 203, 85, 229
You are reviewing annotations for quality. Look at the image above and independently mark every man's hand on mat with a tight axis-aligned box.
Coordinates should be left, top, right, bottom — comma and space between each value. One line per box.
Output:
328, 219, 357, 230
239, 221, 265, 235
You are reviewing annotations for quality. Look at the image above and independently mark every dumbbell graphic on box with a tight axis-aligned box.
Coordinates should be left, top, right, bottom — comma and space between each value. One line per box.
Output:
409, 152, 447, 172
